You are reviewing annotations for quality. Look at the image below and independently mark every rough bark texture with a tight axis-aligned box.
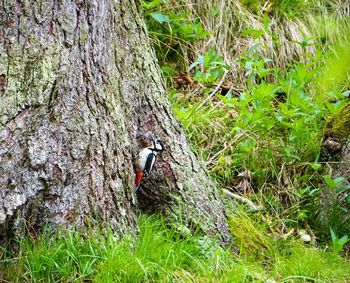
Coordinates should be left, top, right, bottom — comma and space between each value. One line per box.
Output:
319, 104, 350, 234
0, 0, 231, 245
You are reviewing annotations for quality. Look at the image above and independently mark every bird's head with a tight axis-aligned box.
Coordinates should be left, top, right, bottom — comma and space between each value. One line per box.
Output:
152, 138, 164, 152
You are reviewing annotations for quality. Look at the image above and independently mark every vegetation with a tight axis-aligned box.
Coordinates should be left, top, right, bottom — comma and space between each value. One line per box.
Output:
145, 0, 350, 279
1, 214, 350, 282
148, 0, 350, 237
1, 0, 350, 281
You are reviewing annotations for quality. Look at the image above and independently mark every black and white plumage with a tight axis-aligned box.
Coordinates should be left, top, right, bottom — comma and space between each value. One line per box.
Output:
135, 139, 164, 191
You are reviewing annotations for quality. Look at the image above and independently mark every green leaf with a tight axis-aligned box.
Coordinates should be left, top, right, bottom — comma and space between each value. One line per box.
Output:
342, 90, 350, 97
241, 29, 265, 39
142, 0, 163, 9
188, 61, 201, 71
263, 15, 270, 31
335, 185, 350, 193
330, 228, 336, 242
347, 194, 350, 204
325, 101, 346, 114
323, 175, 345, 189
309, 163, 321, 171
150, 12, 171, 24
338, 235, 349, 246
334, 177, 346, 186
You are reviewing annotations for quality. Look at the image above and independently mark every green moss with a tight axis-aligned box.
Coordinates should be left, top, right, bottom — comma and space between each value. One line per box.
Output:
229, 213, 272, 259
326, 103, 350, 139
79, 24, 89, 44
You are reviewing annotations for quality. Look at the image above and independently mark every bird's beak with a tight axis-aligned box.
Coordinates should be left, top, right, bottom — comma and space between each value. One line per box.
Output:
151, 136, 156, 148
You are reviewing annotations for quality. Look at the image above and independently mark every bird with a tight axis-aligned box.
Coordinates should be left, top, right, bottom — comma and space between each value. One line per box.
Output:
135, 138, 164, 191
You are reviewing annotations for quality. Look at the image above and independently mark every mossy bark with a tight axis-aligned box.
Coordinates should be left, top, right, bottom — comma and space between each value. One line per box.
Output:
319, 103, 350, 235
0, 0, 231, 245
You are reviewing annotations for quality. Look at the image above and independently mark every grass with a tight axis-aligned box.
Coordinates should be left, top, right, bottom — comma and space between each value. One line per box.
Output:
1, 214, 350, 282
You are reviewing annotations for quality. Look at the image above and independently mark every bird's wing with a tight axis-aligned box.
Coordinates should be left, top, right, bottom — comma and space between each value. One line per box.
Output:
144, 152, 156, 177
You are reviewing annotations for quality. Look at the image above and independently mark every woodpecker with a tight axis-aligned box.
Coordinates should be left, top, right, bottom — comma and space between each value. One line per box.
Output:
135, 138, 164, 191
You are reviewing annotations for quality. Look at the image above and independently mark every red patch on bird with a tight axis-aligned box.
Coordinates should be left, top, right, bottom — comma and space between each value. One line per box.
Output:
135, 167, 143, 189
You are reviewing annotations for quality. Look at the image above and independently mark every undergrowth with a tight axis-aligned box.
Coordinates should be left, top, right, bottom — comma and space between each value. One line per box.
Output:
1, 214, 350, 282
143, 0, 349, 82
144, 0, 350, 247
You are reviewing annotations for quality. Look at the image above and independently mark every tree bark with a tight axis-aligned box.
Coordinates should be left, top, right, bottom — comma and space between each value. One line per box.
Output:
319, 104, 350, 235
0, 0, 231, 245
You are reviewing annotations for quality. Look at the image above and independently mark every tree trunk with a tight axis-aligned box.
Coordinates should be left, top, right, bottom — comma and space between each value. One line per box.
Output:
319, 104, 350, 235
0, 0, 231, 245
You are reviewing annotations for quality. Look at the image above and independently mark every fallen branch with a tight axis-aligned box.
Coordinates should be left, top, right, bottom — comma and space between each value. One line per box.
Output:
223, 189, 262, 212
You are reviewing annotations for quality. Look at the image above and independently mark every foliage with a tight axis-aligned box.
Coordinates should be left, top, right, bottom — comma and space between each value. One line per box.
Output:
330, 228, 350, 253
149, 0, 350, 250
142, 0, 209, 69
315, 175, 350, 239
1, 215, 350, 282
189, 47, 230, 84
178, 31, 347, 189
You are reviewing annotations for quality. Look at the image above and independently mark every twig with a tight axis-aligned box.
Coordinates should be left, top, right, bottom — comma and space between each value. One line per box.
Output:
223, 189, 262, 212
208, 100, 223, 113
205, 131, 247, 167
185, 71, 229, 120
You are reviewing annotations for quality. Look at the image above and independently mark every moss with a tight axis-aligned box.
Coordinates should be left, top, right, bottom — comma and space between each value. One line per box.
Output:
229, 213, 272, 258
79, 24, 89, 44
326, 103, 350, 140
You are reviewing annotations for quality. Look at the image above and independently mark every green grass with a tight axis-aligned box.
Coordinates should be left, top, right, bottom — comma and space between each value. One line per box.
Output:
1, 214, 350, 282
